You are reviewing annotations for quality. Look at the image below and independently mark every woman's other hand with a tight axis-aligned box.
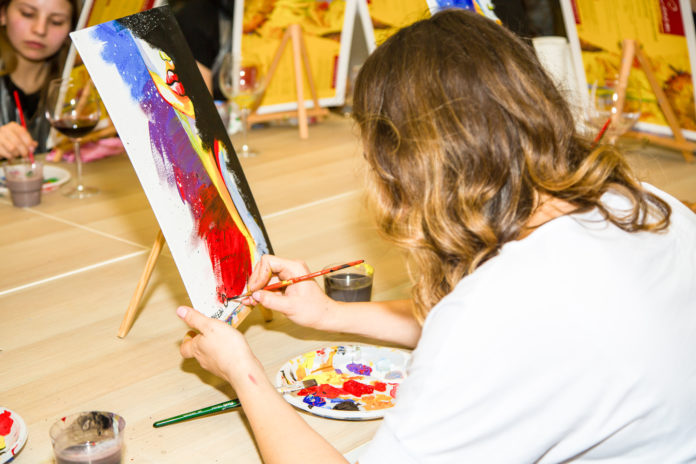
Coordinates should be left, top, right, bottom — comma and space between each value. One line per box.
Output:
177, 305, 260, 386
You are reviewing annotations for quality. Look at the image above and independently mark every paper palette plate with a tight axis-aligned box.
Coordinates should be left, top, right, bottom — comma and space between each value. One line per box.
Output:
0, 165, 71, 195
276, 344, 411, 421
0, 408, 28, 463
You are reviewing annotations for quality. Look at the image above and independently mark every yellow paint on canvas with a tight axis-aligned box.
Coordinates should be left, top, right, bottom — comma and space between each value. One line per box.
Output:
367, 0, 431, 45
86, 1, 155, 27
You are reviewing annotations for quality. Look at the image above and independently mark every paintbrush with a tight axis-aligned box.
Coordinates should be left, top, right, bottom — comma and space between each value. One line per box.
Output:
13, 90, 34, 163
592, 115, 612, 147
226, 259, 364, 301
152, 379, 318, 428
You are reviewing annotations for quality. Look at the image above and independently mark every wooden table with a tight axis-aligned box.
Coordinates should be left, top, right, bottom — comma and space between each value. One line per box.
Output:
0, 115, 411, 463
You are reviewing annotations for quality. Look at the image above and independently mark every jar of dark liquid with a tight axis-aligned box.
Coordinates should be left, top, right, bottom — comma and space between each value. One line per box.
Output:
323, 262, 374, 302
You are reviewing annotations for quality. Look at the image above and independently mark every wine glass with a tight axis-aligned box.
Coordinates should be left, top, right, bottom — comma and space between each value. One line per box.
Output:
46, 74, 101, 198
219, 52, 265, 157
584, 77, 642, 145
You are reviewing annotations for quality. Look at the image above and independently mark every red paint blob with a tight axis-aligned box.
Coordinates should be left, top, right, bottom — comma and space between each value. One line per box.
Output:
373, 381, 387, 392
315, 384, 346, 398
342, 380, 374, 397
0, 410, 14, 435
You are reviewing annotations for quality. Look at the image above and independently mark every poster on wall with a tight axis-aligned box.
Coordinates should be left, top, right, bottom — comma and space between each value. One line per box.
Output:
72, 7, 273, 326
559, 0, 696, 139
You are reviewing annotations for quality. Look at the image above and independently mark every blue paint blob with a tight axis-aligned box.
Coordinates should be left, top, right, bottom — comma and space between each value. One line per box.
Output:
385, 370, 404, 380
303, 395, 326, 408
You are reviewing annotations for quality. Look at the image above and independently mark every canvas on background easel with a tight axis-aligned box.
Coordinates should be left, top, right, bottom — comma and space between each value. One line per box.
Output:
559, 0, 696, 162
617, 39, 695, 162
236, 0, 376, 138
246, 23, 330, 139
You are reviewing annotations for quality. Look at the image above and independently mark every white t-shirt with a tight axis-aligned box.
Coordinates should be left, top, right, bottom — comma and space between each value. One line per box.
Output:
361, 185, 696, 463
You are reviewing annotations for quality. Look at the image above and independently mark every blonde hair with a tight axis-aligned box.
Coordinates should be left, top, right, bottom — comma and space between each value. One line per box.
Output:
352, 9, 670, 323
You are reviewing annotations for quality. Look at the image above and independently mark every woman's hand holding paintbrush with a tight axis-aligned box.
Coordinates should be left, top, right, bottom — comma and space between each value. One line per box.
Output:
0, 91, 37, 160
229, 259, 364, 301
237, 256, 353, 329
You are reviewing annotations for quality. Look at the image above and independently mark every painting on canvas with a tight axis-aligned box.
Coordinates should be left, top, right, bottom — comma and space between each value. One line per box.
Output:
71, 6, 272, 325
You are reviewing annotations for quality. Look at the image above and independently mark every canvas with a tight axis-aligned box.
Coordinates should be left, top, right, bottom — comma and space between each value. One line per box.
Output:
71, 6, 272, 325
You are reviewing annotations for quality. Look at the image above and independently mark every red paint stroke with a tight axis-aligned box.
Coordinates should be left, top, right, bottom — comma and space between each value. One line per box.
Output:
342, 380, 374, 397
173, 164, 252, 302
0, 410, 14, 435
248, 374, 257, 385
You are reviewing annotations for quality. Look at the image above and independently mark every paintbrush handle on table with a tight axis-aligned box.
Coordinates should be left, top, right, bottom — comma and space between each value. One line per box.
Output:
227, 259, 364, 301
153, 398, 241, 428
152, 379, 317, 427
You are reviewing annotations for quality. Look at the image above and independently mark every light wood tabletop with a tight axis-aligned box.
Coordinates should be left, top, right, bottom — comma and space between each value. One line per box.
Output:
2, 114, 695, 463
0, 114, 411, 463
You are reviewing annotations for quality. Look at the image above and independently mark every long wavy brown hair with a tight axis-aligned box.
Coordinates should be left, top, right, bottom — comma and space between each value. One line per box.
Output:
352, 9, 670, 323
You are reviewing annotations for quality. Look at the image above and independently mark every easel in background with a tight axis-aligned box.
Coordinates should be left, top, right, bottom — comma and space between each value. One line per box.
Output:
118, 230, 273, 338
616, 39, 694, 162
247, 24, 329, 139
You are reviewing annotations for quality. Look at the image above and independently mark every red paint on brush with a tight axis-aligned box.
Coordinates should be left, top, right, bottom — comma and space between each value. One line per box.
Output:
0, 410, 14, 435
342, 380, 374, 397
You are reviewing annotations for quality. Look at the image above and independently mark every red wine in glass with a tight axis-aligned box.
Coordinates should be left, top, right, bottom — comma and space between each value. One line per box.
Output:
52, 117, 99, 139
46, 74, 102, 199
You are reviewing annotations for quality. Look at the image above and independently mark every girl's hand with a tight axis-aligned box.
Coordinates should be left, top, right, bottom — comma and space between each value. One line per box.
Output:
177, 306, 260, 386
243, 254, 337, 331
0, 122, 37, 159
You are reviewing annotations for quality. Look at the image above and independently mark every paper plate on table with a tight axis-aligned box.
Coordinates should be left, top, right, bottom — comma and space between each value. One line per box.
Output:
276, 344, 411, 421
0, 165, 70, 195
0, 408, 28, 463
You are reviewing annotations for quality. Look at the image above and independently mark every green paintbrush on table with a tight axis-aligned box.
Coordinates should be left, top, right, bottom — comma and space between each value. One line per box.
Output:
153, 379, 317, 428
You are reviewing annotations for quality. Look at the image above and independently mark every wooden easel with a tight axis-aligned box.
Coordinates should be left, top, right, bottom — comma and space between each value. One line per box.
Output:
615, 39, 694, 162
247, 23, 329, 139
118, 230, 273, 338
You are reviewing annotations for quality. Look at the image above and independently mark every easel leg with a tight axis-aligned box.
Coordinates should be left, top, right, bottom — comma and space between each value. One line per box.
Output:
289, 24, 309, 139
118, 230, 165, 338
633, 44, 694, 162
119, 229, 274, 336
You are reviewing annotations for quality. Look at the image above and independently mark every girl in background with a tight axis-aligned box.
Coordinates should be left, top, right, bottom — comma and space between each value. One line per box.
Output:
177, 9, 696, 463
0, 0, 78, 159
